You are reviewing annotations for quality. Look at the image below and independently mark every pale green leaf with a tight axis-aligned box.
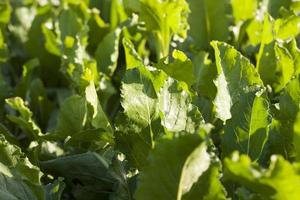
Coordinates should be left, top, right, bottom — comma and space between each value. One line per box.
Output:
246, 19, 263, 46
284, 39, 300, 75
5, 97, 42, 139
274, 14, 300, 41
122, 37, 143, 69
294, 112, 300, 161
211, 41, 263, 121
0, 30, 8, 62
224, 153, 300, 200
140, 0, 190, 58
0, 0, 11, 24
85, 81, 113, 133
159, 77, 203, 133
182, 162, 226, 200
121, 67, 159, 128
156, 50, 195, 88
231, 0, 257, 22
42, 23, 61, 56
117, 66, 164, 169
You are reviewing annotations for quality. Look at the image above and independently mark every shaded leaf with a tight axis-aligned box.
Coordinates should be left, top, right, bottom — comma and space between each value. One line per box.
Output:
135, 134, 225, 200
41, 152, 118, 200
95, 28, 122, 76
222, 92, 271, 160
186, 0, 230, 50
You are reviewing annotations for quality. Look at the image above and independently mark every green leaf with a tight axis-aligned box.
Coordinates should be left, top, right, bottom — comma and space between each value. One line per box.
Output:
279, 75, 300, 120
65, 128, 114, 150
135, 134, 225, 200
45, 178, 65, 200
284, 39, 300, 76
231, 0, 257, 23
0, 72, 12, 100
257, 41, 294, 93
222, 92, 271, 160
40, 152, 118, 200
156, 50, 195, 88
25, 5, 61, 86
55, 5, 92, 89
159, 77, 203, 133
294, 113, 300, 161
85, 81, 113, 133
122, 37, 143, 69
192, 51, 217, 99
0, 124, 18, 145
256, 13, 300, 92
261, 76, 300, 161
110, 0, 129, 29
4, 1, 300, 198
115, 113, 159, 169
15, 58, 40, 98
224, 153, 300, 200
98, 73, 117, 110
0, 30, 8, 62
246, 19, 263, 46
58, 8, 82, 41
249, 12, 300, 47
259, 64, 300, 162
266, 0, 292, 18
5, 97, 42, 139
87, 9, 110, 54
274, 13, 300, 41
140, 0, 190, 58
261, 119, 295, 162
118, 66, 161, 168
95, 28, 122, 76
55, 95, 87, 139
0, 136, 46, 200
182, 162, 226, 200
186, 0, 230, 50
211, 41, 263, 121
109, 160, 136, 200
42, 23, 61, 56
0, 0, 11, 25
27, 79, 54, 131
121, 67, 159, 128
